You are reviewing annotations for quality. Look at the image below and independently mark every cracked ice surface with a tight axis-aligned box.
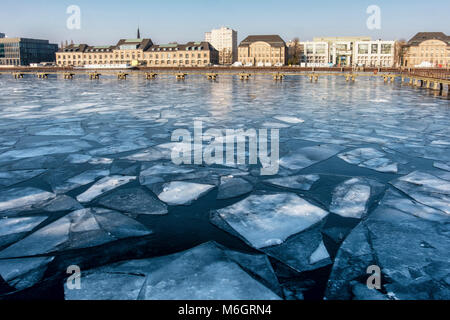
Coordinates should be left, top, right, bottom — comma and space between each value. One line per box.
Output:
212, 193, 328, 249
0, 76, 449, 300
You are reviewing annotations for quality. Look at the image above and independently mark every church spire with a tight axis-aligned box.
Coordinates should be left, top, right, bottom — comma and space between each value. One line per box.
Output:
137, 26, 141, 39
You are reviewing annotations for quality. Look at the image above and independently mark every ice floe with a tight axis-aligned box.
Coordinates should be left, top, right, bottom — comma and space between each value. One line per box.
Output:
98, 187, 168, 216
329, 178, 372, 219
217, 176, 253, 200
391, 171, 450, 214
338, 148, 398, 173
211, 193, 328, 249
156, 181, 215, 205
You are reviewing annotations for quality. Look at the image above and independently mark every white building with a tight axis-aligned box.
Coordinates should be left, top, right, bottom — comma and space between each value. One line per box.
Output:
353, 40, 395, 67
300, 41, 329, 66
205, 27, 237, 65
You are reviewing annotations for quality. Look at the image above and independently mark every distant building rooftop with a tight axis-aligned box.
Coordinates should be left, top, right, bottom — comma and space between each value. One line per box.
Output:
407, 32, 450, 46
239, 35, 286, 47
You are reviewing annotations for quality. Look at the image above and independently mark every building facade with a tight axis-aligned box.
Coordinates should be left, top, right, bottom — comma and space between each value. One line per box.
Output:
0, 37, 58, 66
299, 41, 329, 66
238, 35, 287, 66
353, 40, 395, 67
56, 39, 218, 67
205, 27, 237, 65
403, 32, 450, 68
313, 36, 371, 66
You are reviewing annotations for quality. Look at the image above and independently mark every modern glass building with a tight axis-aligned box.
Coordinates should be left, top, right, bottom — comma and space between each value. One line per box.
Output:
0, 37, 58, 66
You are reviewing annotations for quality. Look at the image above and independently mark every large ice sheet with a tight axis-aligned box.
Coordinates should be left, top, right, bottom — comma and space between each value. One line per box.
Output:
65, 242, 281, 300
326, 191, 450, 300
212, 193, 328, 249
143, 242, 281, 300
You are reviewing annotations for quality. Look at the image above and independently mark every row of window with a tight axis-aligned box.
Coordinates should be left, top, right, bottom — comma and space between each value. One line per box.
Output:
58, 60, 211, 65
58, 53, 209, 60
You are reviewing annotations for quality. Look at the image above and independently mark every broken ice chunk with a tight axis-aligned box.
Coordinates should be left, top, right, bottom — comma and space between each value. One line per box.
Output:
0, 256, 55, 290
381, 189, 448, 222
0, 187, 55, 213
212, 193, 328, 249
338, 148, 398, 173
142, 242, 281, 300
0, 208, 152, 258
65, 242, 281, 300
264, 174, 319, 191
309, 241, 330, 265
262, 223, 331, 273
53, 169, 110, 194
391, 171, 450, 214
217, 176, 253, 200
330, 178, 372, 219
76, 175, 136, 203
279, 145, 343, 171
98, 187, 168, 216
157, 181, 215, 205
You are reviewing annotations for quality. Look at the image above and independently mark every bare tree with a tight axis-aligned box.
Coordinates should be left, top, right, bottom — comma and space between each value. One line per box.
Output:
288, 37, 301, 65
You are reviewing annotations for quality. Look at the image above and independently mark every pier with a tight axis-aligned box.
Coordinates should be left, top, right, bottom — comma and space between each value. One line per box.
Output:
1, 67, 449, 97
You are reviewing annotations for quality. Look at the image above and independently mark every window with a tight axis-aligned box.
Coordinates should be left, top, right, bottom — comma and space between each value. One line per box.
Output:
381, 44, 392, 54
371, 44, 378, 54
358, 44, 369, 54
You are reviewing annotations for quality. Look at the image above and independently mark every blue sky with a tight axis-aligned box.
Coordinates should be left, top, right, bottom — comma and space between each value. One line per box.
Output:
1, 0, 449, 45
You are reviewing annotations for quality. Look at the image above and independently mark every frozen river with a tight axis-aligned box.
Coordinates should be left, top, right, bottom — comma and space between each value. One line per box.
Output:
0, 75, 449, 300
